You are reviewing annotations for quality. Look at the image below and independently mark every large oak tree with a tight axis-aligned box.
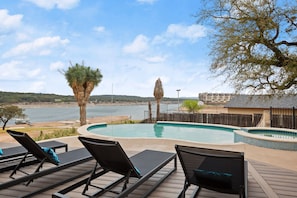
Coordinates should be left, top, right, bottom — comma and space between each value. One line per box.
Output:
0, 105, 25, 130
196, 0, 297, 94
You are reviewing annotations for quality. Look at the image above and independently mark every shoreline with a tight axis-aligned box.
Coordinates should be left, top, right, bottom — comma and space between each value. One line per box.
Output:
5, 103, 227, 129
14, 101, 162, 108
9, 115, 130, 128
15, 102, 225, 110
1, 115, 130, 143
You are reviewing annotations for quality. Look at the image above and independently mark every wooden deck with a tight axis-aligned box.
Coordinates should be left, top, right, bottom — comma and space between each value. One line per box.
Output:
0, 150, 297, 198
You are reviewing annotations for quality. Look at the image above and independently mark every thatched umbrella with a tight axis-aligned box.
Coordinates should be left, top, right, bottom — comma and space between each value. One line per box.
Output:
153, 78, 164, 121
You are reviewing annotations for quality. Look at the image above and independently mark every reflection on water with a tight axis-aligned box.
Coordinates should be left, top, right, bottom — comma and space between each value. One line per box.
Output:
154, 124, 164, 137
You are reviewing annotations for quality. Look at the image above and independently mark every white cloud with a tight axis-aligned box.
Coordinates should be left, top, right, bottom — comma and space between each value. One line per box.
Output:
0, 61, 22, 80
0, 61, 41, 80
167, 24, 207, 41
153, 24, 207, 45
93, 26, 105, 33
50, 61, 65, 71
0, 9, 23, 33
56, 0, 79, 9
123, 34, 149, 54
27, 68, 42, 78
15, 32, 30, 41
25, 0, 79, 10
151, 75, 169, 84
145, 55, 167, 63
137, 0, 157, 4
28, 81, 46, 92
2, 36, 69, 58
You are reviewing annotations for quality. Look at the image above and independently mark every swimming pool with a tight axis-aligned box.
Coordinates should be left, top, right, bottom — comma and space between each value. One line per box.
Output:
247, 129, 297, 139
86, 122, 239, 144
79, 121, 297, 150
234, 127, 297, 151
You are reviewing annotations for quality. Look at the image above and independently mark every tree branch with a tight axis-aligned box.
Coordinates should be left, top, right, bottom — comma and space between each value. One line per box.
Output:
276, 40, 297, 46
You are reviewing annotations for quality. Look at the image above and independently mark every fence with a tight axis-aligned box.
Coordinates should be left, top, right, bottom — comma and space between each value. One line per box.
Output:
270, 107, 297, 129
156, 112, 262, 127
143, 107, 297, 129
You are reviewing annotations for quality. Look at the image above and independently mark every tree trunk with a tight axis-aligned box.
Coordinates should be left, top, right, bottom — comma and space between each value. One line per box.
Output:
148, 101, 152, 123
79, 103, 87, 126
156, 100, 160, 121
2, 120, 8, 130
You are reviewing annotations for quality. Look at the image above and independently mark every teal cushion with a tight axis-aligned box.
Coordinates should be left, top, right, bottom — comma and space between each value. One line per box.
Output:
0, 148, 3, 155
193, 169, 232, 188
42, 147, 60, 164
134, 167, 141, 175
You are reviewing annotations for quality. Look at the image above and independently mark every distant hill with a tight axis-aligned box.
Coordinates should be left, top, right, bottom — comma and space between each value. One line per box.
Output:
0, 91, 182, 104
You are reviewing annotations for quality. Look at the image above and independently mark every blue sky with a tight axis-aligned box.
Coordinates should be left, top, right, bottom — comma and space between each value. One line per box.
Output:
0, 0, 233, 98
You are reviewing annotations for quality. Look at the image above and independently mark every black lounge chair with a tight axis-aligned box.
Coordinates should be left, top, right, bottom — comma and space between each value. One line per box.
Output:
175, 145, 248, 198
0, 138, 68, 172
0, 130, 93, 192
0, 139, 68, 160
53, 136, 176, 198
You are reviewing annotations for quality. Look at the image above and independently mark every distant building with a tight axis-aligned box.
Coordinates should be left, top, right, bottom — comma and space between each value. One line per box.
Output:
199, 92, 236, 105
225, 95, 297, 127
225, 95, 297, 114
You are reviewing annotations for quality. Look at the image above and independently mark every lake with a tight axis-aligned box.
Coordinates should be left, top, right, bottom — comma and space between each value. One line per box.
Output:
8, 103, 179, 125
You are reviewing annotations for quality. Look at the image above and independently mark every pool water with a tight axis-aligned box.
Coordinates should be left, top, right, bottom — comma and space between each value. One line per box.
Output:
87, 123, 236, 144
248, 129, 297, 139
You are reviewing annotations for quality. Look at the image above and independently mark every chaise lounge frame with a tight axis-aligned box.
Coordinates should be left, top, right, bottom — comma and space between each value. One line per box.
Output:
53, 136, 177, 198
175, 144, 248, 198
0, 140, 68, 161
0, 130, 93, 197
0, 135, 68, 173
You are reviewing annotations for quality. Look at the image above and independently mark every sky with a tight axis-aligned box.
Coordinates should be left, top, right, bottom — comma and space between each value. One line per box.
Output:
0, 0, 234, 98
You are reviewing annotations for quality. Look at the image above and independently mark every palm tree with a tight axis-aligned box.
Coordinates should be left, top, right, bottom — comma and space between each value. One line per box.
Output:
182, 100, 203, 122
63, 62, 103, 126
182, 100, 203, 113
153, 78, 164, 121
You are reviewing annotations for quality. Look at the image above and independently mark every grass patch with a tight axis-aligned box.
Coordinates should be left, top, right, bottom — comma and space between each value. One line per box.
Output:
34, 128, 78, 141
0, 127, 65, 134
0, 127, 78, 141
0, 119, 140, 142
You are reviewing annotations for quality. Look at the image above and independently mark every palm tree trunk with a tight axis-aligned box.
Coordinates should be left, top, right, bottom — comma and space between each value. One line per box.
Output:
79, 104, 87, 126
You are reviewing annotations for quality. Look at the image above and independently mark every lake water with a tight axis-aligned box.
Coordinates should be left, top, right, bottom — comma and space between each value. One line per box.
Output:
8, 103, 178, 125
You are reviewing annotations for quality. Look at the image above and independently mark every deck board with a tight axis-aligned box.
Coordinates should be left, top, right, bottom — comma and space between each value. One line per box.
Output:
0, 152, 296, 197
250, 160, 297, 198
